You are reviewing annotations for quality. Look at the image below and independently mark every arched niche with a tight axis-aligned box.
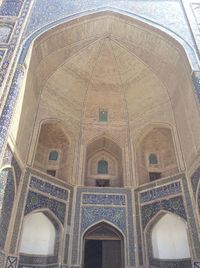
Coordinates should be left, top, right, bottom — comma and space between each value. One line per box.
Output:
19, 211, 62, 267
136, 127, 179, 185
0, 167, 16, 250
19, 212, 56, 255
10, 11, 200, 175
33, 122, 70, 181
150, 213, 191, 260
85, 137, 123, 187
83, 222, 124, 268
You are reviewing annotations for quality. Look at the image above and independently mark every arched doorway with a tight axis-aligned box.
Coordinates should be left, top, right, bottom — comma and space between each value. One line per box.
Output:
83, 222, 124, 268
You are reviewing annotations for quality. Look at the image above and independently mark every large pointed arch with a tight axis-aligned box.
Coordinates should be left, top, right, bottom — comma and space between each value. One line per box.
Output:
144, 211, 192, 267
18, 208, 63, 267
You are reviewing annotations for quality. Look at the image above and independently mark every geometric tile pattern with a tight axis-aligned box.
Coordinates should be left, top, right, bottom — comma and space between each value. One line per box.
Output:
141, 195, 187, 229
19, 254, 58, 266
0, 168, 15, 249
81, 206, 126, 233
2, 146, 22, 188
191, 165, 200, 196
140, 181, 181, 203
30, 176, 68, 201
0, 0, 24, 16
25, 191, 66, 225
194, 262, 200, 268
24, 0, 194, 54
82, 193, 126, 205
0, 25, 12, 44
150, 257, 192, 268
0, 0, 32, 157
6, 256, 17, 268
192, 71, 200, 103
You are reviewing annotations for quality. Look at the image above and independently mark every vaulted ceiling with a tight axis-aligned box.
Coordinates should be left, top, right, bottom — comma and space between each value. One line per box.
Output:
40, 34, 169, 126
26, 11, 190, 132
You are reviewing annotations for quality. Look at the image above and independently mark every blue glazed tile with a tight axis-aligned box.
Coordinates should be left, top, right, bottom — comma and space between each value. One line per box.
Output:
140, 181, 182, 203
81, 206, 126, 234
0, 168, 15, 249
2, 146, 22, 187
141, 196, 187, 229
30, 176, 68, 201
0, 0, 24, 17
25, 191, 66, 225
82, 193, 126, 205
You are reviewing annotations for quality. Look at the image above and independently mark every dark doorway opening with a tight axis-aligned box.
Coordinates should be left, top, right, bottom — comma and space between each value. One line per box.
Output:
83, 223, 124, 268
84, 240, 122, 268
149, 172, 162, 181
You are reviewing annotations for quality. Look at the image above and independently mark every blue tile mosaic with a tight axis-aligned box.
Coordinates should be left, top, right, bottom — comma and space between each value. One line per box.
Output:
25, 191, 66, 225
81, 206, 126, 234
0, 20, 25, 150
149, 257, 192, 268
0, 168, 15, 250
24, 0, 193, 50
141, 196, 186, 229
0, 0, 24, 17
0, 0, 31, 89
181, 176, 200, 259
0, 24, 13, 44
0, 50, 5, 58
71, 187, 135, 267
9, 170, 30, 254
82, 193, 126, 205
192, 72, 200, 102
19, 254, 58, 266
0, 0, 31, 158
140, 181, 181, 203
18, 265, 59, 268
30, 176, 68, 201
2, 146, 22, 188
191, 165, 200, 196
0, 66, 24, 157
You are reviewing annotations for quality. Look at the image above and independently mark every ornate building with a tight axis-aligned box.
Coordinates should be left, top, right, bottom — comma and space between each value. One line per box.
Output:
0, 0, 200, 267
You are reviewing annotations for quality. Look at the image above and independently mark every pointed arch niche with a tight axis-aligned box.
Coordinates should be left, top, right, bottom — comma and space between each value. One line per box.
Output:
145, 212, 191, 267
19, 211, 61, 266
136, 127, 179, 185
83, 222, 124, 268
85, 137, 123, 187
33, 122, 70, 181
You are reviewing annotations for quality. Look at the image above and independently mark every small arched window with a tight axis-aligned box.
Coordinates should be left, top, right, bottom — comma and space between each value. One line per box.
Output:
149, 153, 158, 165
49, 150, 59, 161
97, 160, 108, 174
